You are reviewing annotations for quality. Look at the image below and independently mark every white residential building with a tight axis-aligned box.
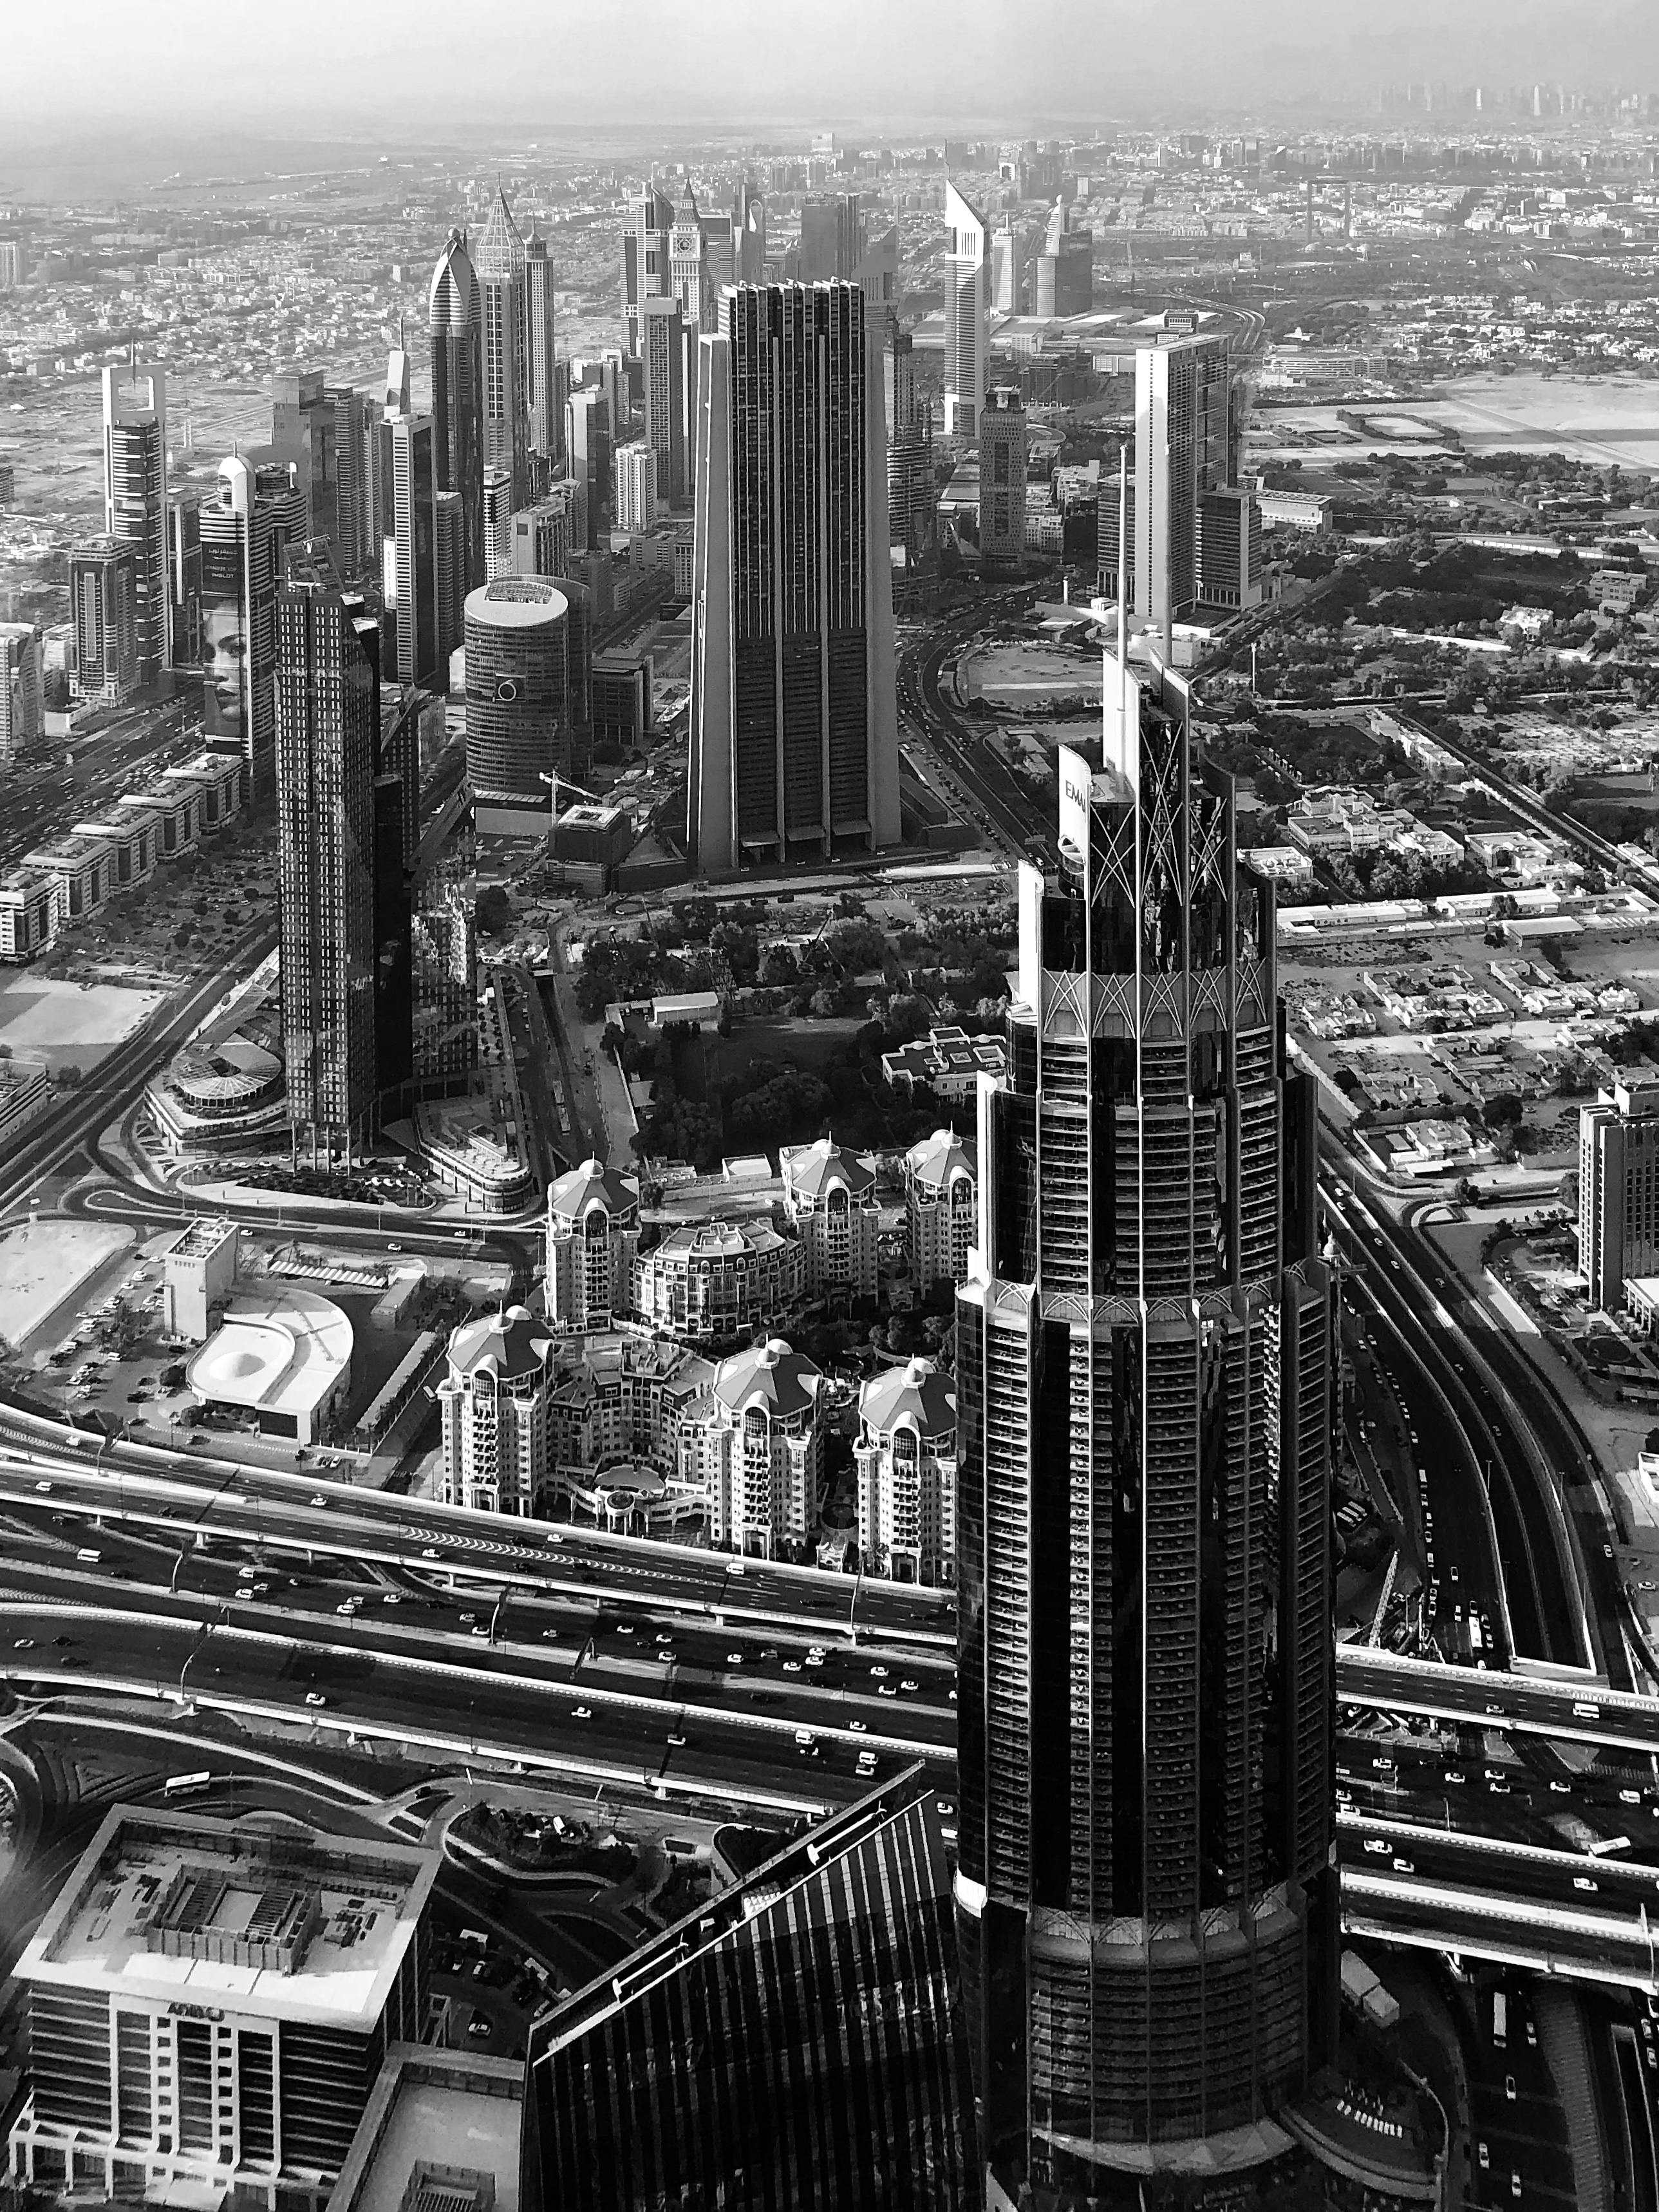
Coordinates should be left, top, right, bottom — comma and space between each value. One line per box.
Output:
903, 1128, 977, 1294
779, 1137, 880, 1301
855, 1356, 957, 1586
682, 1338, 827, 1557
545, 1157, 640, 1329
436, 1305, 557, 1514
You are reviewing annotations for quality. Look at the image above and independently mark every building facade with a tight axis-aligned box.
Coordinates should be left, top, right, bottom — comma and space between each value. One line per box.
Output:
682, 1336, 826, 1555
0, 621, 43, 759
955, 674, 1337, 2198
1579, 1081, 1659, 1309
437, 1305, 558, 1514
977, 387, 1027, 571
780, 1136, 881, 1300
639, 295, 686, 508
687, 281, 902, 876
942, 182, 989, 438
429, 228, 485, 595
199, 457, 307, 795
545, 1157, 641, 1329
523, 226, 560, 468
70, 537, 140, 703
275, 545, 381, 1161
521, 1769, 973, 2212
7, 1808, 434, 2212
474, 189, 532, 515
464, 578, 579, 808
856, 1355, 957, 1585
632, 1216, 802, 1345
613, 440, 657, 533
102, 363, 169, 683
903, 1126, 977, 1294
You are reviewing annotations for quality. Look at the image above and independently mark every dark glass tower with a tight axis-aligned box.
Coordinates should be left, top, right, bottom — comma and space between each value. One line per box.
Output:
522, 1766, 973, 2212
955, 658, 1338, 2204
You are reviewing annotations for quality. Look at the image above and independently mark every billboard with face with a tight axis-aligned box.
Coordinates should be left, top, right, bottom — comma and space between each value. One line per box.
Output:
200, 535, 247, 742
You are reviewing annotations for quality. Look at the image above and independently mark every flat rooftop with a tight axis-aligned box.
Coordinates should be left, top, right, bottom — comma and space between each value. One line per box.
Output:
162, 1215, 238, 1263
326, 2048, 522, 2212
186, 1287, 352, 1420
21, 1808, 438, 2030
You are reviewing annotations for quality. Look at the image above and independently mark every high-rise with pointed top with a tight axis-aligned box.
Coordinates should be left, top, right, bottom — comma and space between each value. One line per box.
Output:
942, 181, 989, 438
953, 643, 1338, 2203
429, 227, 484, 594
474, 185, 532, 516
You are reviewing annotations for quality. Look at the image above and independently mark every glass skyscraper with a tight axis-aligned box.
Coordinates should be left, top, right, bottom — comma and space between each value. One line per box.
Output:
954, 656, 1338, 2205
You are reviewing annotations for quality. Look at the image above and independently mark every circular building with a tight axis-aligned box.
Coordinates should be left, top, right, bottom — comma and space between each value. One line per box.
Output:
464, 578, 572, 806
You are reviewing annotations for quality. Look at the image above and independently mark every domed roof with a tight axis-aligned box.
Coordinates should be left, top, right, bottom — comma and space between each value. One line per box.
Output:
780, 1136, 876, 1201
429, 226, 478, 328
714, 1336, 821, 1421
653, 1217, 791, 1263
904, 1128, 975, 1193
447, 1305, 554, 1383
859, 1356, 957, 1439
550, 1155, 639, 1225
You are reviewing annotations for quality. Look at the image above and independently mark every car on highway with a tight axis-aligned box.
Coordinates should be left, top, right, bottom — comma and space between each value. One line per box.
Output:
1443, 1770, 1465, 1785
421, 1547, 440, 1560
53, 1634, 71, 1648
798, 1741, 821, 1759
572, 1706, 592, 1721
380, 1594, 399, 1606
870, 1665, 889, 1679
1363, 1839, 1389, 1856
1392, 1857, 1414, 1873
308, 1495, 328, 1508
655, 1633, 673, 1646
1573, 1875, 1597, 1892
1478, 2143, 1490, 2171
1620, 1790, 1642, 1806
783, 1659, 802, 1673
616, 1623, 634, 1636
1511, 2175, 1521, 2202
12, 1638, 33, 1650
806, 1653, 825, 1668
667, 1732, 687, 1748
848, 1718, 867, 1732
458, 1612, 476, 1624
1550, 1779, 1571, 1793
543, 1628, 559, 1640
304, 1692, 327, 1708
33, 1480, 50, 1493
1504, 2075, 1516, 2101
901, 1679, 920, 1693
878, 1683, 898, 1697
725, 1650, 743, 1665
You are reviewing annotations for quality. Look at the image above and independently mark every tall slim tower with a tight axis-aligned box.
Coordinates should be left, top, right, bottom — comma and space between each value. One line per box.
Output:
429, 227, 485, 591
1129, 331, 1261, 641
640, 295, 686, 507
523, 225, 561, 468
198, 457, 306, 796
102, 363, 169, 683
275, 544, 380, 1164
734, 179, 767, 283
621, 182, 675, 357
688, 281, 901, 877
942, 181, 989, 437
955, 654, 1336, 2200
474, 186, 532, 513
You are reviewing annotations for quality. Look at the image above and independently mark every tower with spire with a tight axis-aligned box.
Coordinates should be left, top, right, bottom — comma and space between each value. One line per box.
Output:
474, 184, 532, 515
428, 227, 484, 592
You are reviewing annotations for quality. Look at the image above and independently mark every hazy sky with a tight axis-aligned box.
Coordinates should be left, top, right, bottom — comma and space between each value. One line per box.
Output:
12, 0, 1659, 140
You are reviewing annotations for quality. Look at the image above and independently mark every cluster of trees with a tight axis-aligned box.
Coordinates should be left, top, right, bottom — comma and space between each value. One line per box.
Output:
1322, 849, 1490, 904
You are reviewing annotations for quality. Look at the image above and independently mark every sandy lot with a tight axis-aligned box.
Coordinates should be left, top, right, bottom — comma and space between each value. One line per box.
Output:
0, 1220, 133, 1349
0, 976, 165, 1073
963, 641, 1102, 706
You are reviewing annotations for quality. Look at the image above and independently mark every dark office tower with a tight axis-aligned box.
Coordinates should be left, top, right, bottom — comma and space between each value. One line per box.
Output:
436, 488, 465, 665
1033, 198, 1093, 318
475, 186, 532, 513
102, 363, 169, 682
429, 227, 485, 592
464, 578, 580, 816
621, 182, 675, 358
886, 323, 937, 576
372, 761, 413, 1102
523, 226, 561, 466
70, 537, 140, 703
411, 832, 478, 1093
798, 193, 861, 281
640, 295, 686, 505
166, 493, 202, 667
198, 457, 306, 796
275, 544, 381, 1164
271, 366, 338, 553
688, 281, 901, 876
326, 384, 370, 576
521, 1768, 974, 2212
564, 387, 610, 553
482, 471, 515, 580
955, 661, 1337, 2206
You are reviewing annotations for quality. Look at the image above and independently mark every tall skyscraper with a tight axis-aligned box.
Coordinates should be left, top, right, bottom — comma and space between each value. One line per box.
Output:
886, 321, 937, 578
509, 483, 581, 583
429, 227, 485, 594
167, 493, 202, 666
378, 363, 447, 686
522, 1766, 974, 2212
101, 363, 169, 683
613, 440, 656, 533
198, 457, 307, 794
1105, 332, 1263, 642
70, 538, 140, 703
955, 655, 1336, 2198
942, 182, 989, 437
990, 220, 1026, 315
1034, 198, 1093, 317
464, 578, 584, 817
687, 281, 902, 876
734, 178, 767, 283
270, 367, 339, 554
977, 386, 1027, 570
523, 225, 561, 468
639, 294, 686, 507
668, 182, 711, 332
324, 384, 370, 576
621, 182, 675, 358
275, 543, 380, 1163
564, 386, 610, 553
474, 186, 532, 513
0, 621, 44, 759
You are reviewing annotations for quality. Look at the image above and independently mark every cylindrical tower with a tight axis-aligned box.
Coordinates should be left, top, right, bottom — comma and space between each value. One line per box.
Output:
464, 578, 570, 806
955, 657, 1337, 2206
